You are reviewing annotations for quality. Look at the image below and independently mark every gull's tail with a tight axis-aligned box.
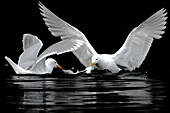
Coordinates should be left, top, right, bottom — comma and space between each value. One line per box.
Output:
5, 56, 23, 74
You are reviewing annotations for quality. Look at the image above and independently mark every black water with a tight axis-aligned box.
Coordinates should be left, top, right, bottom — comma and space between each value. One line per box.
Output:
1, 72, 169, 112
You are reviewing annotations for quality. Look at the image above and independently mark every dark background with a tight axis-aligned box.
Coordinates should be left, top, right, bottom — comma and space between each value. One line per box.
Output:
1, 0, 169, 78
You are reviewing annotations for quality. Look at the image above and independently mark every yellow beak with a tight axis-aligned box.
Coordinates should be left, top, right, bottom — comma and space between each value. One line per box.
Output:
57, 65, 62, 69
90, 62, 95, 66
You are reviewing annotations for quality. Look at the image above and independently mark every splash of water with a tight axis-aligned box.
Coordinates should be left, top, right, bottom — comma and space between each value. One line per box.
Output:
62, 66, 94, 75
62, 69, 84, 75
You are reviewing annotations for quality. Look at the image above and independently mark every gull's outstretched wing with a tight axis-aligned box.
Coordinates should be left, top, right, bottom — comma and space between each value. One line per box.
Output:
113, 8, 167, 71
18, 34, 43, 69
39, 2, 97, 67
35, 39, 84, 64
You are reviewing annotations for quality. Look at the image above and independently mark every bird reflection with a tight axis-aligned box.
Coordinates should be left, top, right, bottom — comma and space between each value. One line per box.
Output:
9, 72, 166, 112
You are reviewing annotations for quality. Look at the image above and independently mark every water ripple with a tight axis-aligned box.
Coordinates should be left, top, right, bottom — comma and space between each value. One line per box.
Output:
2, 72, 168, 112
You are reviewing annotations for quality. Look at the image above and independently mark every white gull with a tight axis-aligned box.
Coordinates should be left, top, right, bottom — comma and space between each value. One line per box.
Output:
5, 34, 83, 74
39, 2, 167, 73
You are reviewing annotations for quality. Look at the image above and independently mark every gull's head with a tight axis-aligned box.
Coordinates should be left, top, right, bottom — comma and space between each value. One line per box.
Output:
90, 55, 100, 67
46, 58, 62, 69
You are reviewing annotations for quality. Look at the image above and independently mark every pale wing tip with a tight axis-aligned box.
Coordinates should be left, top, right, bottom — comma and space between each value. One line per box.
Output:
22, 33, 39, 41
158, 8, 168, 38
162, 8, 168, 17
23, 33, 30, 37
160, 8, 168, 20
162, 8, 167, 13
38, 1, 47, 13
38, 1, 44, 8
23, 33, 34, 38
158, 8, 166, 14
5, 56, 8, 60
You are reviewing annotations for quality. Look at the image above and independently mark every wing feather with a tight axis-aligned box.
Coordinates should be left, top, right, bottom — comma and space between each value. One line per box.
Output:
39, 2, 97, 67
18, 34, 43, 69
35, 39, 84, 64
113, 8, 167, 71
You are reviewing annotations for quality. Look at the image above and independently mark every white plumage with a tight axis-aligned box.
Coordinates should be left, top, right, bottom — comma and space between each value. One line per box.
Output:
5, 34, 84, 74
113, 8, 167, 71
39, 2, 97, 67
39, 2, 167, 73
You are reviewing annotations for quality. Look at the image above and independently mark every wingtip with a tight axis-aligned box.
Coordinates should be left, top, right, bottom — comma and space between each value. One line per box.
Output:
155, 8, 168, 22
23, 33, 31, 37
162, 7, 166, 12
23, 33, 36, 38
38, 1, 45, 12
38, 2, 49, 16
38, 1, 43, 7
161, 7, 165, 11
160, 8, 167, 15
5, 56, 8, 59
161, 8, 168, 22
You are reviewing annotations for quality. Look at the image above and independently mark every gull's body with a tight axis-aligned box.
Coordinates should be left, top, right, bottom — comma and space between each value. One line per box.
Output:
39, 2, 167, 73
91, 54, 121, 73
5, 34, 83, 74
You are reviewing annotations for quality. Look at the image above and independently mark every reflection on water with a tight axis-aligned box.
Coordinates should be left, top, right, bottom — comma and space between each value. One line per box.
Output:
2, 72, 168, 112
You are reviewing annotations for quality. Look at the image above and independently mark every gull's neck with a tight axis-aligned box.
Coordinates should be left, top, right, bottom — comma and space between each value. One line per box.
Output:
45, 60, 53, 74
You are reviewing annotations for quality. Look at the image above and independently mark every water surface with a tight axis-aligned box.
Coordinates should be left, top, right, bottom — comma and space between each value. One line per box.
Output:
2, 72, 168, 112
